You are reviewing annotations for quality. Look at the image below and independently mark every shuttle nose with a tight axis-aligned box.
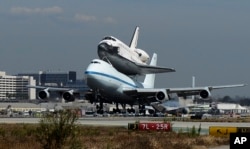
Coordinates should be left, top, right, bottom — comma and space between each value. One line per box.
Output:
98, 43, 119, 54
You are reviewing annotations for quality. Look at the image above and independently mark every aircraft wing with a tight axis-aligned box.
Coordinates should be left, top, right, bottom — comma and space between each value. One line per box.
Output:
27, 85, 73, 91
136, 63, 175, 74
27, 85, 90, 101
167, 84, 247, 98
123, 88, 169, 103
123, 84, 246, 101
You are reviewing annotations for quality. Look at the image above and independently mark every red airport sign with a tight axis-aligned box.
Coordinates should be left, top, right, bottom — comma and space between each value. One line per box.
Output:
138, 122, 171, 131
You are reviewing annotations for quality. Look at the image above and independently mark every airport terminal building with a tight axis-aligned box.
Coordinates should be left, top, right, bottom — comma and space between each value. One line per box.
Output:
18, 71, 76, 86
0, 71, 36, 100
18, 71, 88, 99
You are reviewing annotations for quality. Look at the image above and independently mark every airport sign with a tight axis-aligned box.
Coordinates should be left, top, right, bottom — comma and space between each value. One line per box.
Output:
209, 126, 250, 137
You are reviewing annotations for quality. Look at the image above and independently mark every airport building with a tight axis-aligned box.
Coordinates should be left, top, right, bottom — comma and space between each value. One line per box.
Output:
18, 71, 88, 99
189, 102, 250, 117
216, 103, 249, 114
18, 71, 76, 86
0, 71, 36, 100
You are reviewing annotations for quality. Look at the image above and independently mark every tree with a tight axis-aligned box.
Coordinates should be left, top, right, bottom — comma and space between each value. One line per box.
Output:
221, 96, 233, 103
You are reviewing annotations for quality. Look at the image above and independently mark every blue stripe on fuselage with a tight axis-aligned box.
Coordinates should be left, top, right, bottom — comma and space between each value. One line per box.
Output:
85, 71, 138, 88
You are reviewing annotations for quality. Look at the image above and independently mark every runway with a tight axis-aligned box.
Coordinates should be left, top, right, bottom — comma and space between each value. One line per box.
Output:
0, 117, 249, 131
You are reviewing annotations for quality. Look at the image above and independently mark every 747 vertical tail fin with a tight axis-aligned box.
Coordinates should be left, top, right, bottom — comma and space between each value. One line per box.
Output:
142, 53, 157, 88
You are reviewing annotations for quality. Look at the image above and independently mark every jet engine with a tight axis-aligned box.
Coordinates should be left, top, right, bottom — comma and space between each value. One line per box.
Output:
155, 90, 168, 101
38, 89, 50, 99
62, 90, 75, 102
135, 49, 149, 63
199, 89, 211, 99
180, 107, 190, 114
148, 109, 155, 115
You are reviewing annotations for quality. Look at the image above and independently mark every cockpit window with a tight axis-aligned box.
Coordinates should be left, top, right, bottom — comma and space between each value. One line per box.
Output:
91, 61, 100, 64
102, 36, 116, 41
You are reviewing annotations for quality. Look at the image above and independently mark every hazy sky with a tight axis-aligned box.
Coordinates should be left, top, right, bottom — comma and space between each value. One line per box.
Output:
0, 0, 249, 97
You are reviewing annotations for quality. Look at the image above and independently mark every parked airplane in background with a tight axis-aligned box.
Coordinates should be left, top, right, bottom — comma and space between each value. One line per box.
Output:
97, 26, 175, 75
145, 76, 198, 115
145, 103, 194, 116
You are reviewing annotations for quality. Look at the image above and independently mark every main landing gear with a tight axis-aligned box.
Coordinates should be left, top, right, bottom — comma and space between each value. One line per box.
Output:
139, 105, 146, 116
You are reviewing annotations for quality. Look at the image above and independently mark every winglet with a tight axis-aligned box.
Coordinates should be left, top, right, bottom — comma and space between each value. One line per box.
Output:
129, 26, 139, 49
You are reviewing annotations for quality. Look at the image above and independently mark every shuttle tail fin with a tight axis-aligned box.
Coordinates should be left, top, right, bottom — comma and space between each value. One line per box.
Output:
142, 53, 157, 88
129, 26, 139, 49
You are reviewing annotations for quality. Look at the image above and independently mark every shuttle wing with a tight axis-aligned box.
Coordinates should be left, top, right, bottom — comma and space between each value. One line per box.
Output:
136, 63, 176, 74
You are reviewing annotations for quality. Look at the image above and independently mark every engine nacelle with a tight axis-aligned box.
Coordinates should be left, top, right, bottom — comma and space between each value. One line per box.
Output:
63, 90, 75, 102
148, 109, 155, 115
155, 90, 168, 101
199, 89, 211, 99
38, 89, 50, 99
135, 48, 149, 63
181, 107, 190, 114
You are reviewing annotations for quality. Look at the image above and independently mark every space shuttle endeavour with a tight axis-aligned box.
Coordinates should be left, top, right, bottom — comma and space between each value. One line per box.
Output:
97, 26, 175, 75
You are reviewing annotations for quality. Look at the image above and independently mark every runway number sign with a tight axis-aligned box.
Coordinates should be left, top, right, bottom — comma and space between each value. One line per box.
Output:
128, 122, 171, 131
139, 123, 171, 131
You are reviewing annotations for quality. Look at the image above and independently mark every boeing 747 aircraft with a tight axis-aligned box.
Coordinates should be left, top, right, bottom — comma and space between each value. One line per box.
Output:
97, 26, 175, 75
28, 54, 246, 113
84, 53, 246, 113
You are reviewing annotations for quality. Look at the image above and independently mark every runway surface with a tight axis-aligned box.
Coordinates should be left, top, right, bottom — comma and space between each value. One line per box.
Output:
0, 117, 249, 130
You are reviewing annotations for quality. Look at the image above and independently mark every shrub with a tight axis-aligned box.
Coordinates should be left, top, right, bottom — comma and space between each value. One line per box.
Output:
35, 110, 82, 149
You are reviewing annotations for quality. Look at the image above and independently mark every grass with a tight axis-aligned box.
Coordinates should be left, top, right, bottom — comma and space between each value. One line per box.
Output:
0, 124, 229, 149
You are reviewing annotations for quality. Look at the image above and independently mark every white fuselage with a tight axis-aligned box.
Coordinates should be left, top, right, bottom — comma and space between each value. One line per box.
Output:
85, 59, 143, 104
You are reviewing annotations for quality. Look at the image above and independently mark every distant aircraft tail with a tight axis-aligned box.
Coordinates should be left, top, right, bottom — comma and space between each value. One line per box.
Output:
142, 53, 157, 88
192, 76, 195, 100
129, 26, 139, 49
